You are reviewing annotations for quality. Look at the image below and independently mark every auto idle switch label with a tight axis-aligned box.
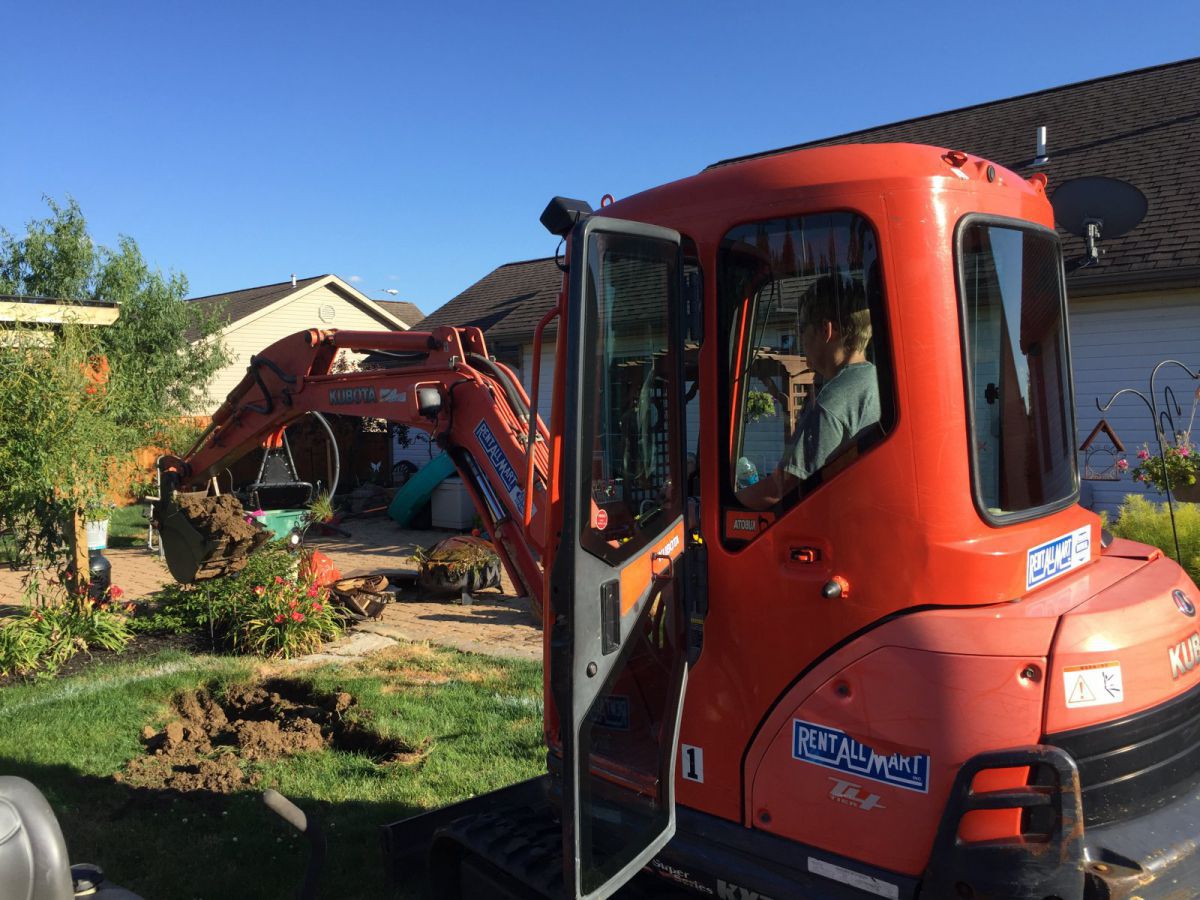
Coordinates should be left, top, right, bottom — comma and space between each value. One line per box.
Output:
1062, 661, 1124, 708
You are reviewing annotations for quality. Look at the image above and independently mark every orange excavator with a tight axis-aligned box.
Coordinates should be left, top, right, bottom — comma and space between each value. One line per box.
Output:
155, 143, 1200, 899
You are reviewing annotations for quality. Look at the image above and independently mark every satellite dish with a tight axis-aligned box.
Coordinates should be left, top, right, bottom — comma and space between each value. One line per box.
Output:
1050, 176, 1148, 270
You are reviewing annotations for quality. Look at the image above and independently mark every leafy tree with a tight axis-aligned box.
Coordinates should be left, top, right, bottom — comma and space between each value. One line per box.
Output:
0, 197, 229, 571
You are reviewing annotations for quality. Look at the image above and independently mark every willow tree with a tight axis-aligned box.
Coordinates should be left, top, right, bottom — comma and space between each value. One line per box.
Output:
0, 197, 229, 571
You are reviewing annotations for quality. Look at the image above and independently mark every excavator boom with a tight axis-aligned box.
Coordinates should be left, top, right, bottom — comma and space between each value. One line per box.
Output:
156, 323, 552, 613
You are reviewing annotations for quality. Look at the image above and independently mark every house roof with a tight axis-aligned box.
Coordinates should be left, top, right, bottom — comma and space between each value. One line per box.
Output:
0, 294, 120, 326
417, 257, 563, 342
423, 58, 1200, 343
374, 299, 425, 327
187, 276, 326, 326
712, 56, 1200, 288
185, 274, 407, 340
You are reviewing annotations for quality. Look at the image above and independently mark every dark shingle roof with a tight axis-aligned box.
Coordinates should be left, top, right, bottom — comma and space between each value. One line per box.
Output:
187, 275, 326, 327
423, 59, 1199, 342
713, 57, 1200, 286
417, 257, 562, 342
374, 299, 424, 327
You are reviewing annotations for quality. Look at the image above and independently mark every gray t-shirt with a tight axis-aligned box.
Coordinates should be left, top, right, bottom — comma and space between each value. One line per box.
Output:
782, 362, 880, 481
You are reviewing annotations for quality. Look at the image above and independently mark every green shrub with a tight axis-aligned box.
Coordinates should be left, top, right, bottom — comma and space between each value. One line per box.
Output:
1110, 494, 1200, 583
0, 590, 133, 679
139, 545, 341, 657
234, 573, 343, 658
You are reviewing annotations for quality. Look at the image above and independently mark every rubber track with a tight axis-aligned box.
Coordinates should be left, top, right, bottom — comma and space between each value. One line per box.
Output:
431, 805, 565, 899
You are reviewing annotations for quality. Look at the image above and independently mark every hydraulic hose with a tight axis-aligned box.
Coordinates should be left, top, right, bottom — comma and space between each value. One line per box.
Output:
310, 411, 340, 499
467, 352, 530, 424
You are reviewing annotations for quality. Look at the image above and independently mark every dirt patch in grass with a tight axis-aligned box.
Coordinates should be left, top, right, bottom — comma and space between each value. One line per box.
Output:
118, 677, 428, 794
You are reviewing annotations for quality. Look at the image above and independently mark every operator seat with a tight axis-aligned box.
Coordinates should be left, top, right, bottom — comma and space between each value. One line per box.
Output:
0, 776, 141, 899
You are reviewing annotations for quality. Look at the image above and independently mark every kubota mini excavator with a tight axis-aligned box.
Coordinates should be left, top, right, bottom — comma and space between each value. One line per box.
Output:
155, 143, 1200, 899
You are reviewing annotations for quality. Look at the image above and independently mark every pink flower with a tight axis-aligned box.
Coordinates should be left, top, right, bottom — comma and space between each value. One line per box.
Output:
1138, 449, 1150, 460
1180, 446, 1191, 458
274, 576, 285, 585
288, 599, 298, 609
306, 585, 320, 598
1116, 458, 1129, 471
291, 612, 304, 622
311, 602, 322, 612
253, 585, 265, 596
109, 585, 124, 600
273, 614, 285, 624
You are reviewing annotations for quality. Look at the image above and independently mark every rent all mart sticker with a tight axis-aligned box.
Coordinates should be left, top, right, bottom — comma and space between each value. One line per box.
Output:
1063, 661, 1123, 709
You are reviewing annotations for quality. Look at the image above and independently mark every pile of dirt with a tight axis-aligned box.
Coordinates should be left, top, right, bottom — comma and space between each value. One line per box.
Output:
118, 677, 425, 794
170, 493, 271, 579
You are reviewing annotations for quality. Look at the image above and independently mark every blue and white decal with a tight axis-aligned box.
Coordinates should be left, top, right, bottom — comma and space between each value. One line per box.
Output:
591, 696, 630, 730
474, 420, 525, 512
792, 720, 929, 794
1026, 526, 1091, 590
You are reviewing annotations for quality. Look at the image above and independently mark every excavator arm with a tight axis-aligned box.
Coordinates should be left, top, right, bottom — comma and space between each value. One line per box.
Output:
156, 324, 551, 615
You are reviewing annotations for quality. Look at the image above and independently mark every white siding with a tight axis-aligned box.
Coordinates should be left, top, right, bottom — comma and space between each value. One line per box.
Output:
197, 284, 400, 415
392, 427, 443, 472
520, 341, 558, 426
1070, 288, 1200, 515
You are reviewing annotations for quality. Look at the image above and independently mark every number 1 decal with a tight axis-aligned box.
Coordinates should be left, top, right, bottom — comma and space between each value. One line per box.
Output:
682, 745, 704, 783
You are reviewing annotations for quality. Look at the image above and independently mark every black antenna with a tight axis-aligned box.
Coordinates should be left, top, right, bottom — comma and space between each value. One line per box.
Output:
1051, 176, 1147, 272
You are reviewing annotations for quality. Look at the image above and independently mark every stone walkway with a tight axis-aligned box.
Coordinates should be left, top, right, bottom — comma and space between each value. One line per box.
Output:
0, 517, 542, 662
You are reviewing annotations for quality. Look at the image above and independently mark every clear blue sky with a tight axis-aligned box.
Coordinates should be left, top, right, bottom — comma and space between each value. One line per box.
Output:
2, 2, 1196, 316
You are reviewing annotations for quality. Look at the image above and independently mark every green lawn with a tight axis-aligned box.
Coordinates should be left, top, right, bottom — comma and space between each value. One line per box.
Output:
0, 643, 545, 899
107, 503, 151, 549
0, 504, 148, 566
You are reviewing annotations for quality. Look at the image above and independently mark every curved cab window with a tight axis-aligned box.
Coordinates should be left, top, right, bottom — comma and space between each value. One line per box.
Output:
959, 221, 1075, 520
718, 213, 892, 525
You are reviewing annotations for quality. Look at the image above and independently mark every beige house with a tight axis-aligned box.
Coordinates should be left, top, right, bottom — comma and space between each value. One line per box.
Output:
0, 294, 119, 327
188, 274, 418, 415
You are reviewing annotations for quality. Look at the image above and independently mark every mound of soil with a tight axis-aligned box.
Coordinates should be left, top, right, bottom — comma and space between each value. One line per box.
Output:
118, 678, 425, 794
168, 493, 272, 580
175, 493, 261, 542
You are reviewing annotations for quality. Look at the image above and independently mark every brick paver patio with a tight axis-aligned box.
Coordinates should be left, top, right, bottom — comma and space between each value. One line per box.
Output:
0, 516, 541, 660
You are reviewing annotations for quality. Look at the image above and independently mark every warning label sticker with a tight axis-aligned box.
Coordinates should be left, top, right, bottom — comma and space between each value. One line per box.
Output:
1063, 661, 1124, 709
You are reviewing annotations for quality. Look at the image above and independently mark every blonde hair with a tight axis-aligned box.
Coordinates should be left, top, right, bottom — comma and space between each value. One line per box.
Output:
800, 274, 872, 355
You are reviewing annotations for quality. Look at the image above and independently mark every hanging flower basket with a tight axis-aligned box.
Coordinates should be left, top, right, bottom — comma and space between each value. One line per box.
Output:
1172, 482, 1200, 503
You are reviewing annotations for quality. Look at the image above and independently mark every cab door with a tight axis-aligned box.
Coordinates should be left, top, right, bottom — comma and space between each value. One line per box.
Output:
551, 216, 690, 899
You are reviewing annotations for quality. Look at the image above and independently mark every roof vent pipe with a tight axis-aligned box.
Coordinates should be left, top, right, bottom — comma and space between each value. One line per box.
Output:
291, 273, 296, 288
1033, 126, 1049, 165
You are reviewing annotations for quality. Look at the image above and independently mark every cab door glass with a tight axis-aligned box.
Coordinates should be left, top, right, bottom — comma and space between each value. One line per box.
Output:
718, 213, 892, 535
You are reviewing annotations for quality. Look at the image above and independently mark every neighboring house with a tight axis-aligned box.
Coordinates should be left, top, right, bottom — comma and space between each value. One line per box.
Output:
417, 57, 1200, 514
188, 274, 410, 416
398, 258, 561, 474
0, 295, 119, 328
373, 299, 424, 328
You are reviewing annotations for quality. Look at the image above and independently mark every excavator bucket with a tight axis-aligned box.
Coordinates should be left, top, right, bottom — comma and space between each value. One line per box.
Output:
158, 491, 272, 583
